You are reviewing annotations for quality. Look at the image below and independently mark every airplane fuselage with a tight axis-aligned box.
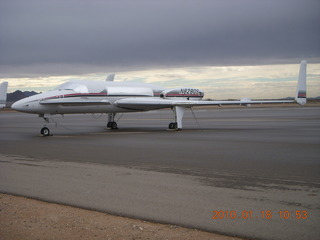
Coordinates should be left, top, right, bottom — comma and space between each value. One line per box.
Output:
12, 81, 163, 114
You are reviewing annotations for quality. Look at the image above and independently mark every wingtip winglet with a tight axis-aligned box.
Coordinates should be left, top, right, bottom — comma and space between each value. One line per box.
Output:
0, 82, 8, 108
295, 60, 307, 105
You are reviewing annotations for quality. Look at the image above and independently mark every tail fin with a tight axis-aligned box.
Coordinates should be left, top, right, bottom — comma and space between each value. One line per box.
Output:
0, 82, 8, 108
106, 74, 115, 82
295, 60, 307, 105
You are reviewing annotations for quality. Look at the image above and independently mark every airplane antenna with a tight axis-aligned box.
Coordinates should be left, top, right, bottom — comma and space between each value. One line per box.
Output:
190, 108, 201, 128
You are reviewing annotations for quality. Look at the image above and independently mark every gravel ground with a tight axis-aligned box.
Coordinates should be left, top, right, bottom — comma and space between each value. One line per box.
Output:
0, 194, 243, 240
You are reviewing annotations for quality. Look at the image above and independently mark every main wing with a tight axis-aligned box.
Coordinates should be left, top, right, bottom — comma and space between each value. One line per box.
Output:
115, 97, 294, 110
115, 97, 296, 130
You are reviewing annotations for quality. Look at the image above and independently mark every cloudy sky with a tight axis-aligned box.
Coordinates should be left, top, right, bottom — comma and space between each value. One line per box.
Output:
0, 0, 319, 98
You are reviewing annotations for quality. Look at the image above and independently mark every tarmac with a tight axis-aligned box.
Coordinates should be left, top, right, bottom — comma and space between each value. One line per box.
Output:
0, 106, 319, 240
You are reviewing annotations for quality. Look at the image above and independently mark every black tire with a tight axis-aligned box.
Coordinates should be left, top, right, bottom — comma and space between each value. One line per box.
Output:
168, 122, 175, 129
110, 122, 118, 129
41, 127, 50, 136
107, 122, 112, 128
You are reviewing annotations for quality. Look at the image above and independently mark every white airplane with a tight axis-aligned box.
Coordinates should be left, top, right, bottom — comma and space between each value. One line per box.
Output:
11, 61, 307, 136
0, 82, 8, 108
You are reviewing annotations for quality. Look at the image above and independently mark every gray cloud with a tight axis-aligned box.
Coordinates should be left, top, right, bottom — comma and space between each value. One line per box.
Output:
0, 0, 319, 76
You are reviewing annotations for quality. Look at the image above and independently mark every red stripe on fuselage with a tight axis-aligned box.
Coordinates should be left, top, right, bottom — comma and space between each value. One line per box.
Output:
43, 93, 108, 100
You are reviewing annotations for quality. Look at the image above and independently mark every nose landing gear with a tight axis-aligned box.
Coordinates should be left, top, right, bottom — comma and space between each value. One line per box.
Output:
40, 127, 50, 136
39, 114, 51, 136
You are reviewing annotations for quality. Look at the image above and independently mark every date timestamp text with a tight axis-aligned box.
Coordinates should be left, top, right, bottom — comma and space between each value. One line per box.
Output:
211, 210, 308, 220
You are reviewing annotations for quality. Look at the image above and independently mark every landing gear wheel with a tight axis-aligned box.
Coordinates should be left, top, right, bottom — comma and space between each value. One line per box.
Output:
109, 122, 118, 130
168, 122, 177, 130
41, 127, 50, 136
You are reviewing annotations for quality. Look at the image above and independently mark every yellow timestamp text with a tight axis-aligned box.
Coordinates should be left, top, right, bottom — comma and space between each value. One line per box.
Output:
211, 210, 308, 220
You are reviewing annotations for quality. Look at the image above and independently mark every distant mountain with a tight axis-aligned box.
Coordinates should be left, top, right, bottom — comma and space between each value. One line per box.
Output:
279, 97, 294, 100
24, 91, 39, 97
6, 90, 38, 107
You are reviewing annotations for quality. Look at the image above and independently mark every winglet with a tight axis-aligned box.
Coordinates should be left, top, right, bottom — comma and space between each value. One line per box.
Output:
295, 60, 307, 105
0, 82, 8, 108
106, 74, 115, 82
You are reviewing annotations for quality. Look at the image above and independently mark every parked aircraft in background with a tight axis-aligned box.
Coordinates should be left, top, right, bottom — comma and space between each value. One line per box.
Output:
0, 82, 8, 108
11, 61, 307, 136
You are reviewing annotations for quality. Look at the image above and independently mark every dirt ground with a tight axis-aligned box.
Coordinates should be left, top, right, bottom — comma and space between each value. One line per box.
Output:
0, 194, 243, 240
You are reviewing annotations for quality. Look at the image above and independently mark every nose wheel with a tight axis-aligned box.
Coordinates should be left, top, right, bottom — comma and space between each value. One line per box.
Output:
39, 114, 52, 136
41, 127, 50, 136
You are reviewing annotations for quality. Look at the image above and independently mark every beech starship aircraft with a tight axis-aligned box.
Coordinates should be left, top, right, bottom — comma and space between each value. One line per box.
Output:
10, 60, 307, 136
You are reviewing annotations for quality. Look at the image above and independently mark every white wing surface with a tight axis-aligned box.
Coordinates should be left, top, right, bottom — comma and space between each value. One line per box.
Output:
115, 97, 294, 110
0, 82, 8, 108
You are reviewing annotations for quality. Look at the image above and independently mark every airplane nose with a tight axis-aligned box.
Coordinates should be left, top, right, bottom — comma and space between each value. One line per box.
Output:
11, 100, 24, 111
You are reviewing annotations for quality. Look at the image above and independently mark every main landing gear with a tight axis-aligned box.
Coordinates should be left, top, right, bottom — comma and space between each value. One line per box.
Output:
107, 113, 118, 130
168, 122, 178, 129
107, 121, 118, 129
168, 106, 185, 130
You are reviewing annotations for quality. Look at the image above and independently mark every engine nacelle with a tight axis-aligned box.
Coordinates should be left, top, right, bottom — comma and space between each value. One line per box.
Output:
160, 88, 204, 100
